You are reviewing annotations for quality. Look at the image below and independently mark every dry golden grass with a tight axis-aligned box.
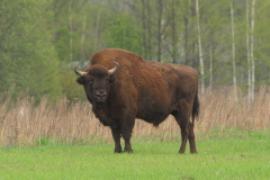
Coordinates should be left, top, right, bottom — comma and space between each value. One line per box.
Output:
0, 88, 269, 146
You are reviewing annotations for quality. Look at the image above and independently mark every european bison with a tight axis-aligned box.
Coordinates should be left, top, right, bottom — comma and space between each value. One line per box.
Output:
75, 48, 199, 153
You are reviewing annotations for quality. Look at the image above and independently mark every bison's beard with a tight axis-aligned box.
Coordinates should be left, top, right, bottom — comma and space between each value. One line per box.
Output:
93, 106, 111, 126
95, 113, 111, 126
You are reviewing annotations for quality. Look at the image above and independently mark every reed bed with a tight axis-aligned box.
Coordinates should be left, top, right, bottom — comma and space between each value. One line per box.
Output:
0, 88, 269, 146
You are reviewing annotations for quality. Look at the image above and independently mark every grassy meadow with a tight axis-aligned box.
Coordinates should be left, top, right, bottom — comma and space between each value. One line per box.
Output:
1, 130, 270, 179
0, 88, 269, 179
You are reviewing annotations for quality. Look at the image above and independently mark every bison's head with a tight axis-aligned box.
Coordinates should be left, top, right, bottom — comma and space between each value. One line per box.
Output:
75, 63, 118, 103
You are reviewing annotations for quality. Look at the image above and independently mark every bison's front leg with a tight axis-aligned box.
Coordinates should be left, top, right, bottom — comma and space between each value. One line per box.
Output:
110, 126, 122, 153
122, 130, 133, 153
121, 119, 135, 153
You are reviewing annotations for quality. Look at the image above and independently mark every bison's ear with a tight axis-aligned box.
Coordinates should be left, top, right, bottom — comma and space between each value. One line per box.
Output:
74, 69, 87, 85
76, 77, 85, 85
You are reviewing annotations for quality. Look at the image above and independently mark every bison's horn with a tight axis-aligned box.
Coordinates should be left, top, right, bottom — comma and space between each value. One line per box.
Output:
74, 69, 87, 76
108, 62, 119, 75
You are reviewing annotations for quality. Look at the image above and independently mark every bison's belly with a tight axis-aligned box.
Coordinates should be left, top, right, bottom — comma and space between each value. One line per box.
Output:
136, 82, 173, 125
137, 105, 171, 126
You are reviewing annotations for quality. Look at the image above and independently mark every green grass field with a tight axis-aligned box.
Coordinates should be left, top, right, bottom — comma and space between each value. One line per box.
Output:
0, 130, 270, 180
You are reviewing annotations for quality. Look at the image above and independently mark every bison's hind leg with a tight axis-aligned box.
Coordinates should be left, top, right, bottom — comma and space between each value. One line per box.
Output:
174, 113, 189, 153
188, 121, 197, 153
172, 100, 197, 154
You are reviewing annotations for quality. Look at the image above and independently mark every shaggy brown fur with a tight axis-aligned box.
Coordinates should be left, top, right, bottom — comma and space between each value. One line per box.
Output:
76, 48, 199, 153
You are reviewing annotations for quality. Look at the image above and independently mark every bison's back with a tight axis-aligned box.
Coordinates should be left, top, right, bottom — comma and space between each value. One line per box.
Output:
90, 48, 144, 69
149, 62, 198, 97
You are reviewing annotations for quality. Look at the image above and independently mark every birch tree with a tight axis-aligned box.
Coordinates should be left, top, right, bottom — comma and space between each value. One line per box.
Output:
250, 0, 256, 101
141, 0, 148, 58
170, 0, 177, 63
195, 0, 205, 93
94, 10, 101, 51
80, 14, 87, 60
209, 46, 213, 90
146, 0, 153, 59
157, 0, 163, 61
230, 1, 238, 101
246, 0, 252, 103
69, 1, 73, 62
138, 0, 153, 59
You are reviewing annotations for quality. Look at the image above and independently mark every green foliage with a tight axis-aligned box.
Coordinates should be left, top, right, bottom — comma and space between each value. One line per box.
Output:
59, 68, 84, 100
104, 14, 143, 55
0, 0, 61, 101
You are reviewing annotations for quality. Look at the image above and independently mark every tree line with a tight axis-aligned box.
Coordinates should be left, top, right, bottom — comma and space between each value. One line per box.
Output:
0, 0, 269, 101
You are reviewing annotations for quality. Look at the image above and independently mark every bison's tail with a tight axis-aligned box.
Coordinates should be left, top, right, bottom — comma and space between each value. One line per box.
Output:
192, 92, 200, 122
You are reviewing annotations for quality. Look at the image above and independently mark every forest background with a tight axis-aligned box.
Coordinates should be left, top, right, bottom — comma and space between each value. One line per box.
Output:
0, 0, 269, 102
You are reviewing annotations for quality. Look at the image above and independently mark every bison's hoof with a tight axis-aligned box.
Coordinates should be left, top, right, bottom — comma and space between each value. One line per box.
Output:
178, 150, 185, 154
114, 148, 122, 153
124, 148, 133, 153
190, 150, 198, 154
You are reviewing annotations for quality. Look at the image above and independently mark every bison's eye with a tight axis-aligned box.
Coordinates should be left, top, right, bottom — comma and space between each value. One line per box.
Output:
85, 77, 94, 86
88, 80, 93, 85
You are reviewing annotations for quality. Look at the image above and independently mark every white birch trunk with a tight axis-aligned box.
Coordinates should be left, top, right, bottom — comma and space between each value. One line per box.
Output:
80, 15, 87, 59
231, 1, 238, 101
69, 2, 73, 62
209, 46, 213, 90
94, 10, 101, 50
250, 0, 256, 102
157, 0, 163, 61
246, 0, 252, 103
195, 0, 205, 93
